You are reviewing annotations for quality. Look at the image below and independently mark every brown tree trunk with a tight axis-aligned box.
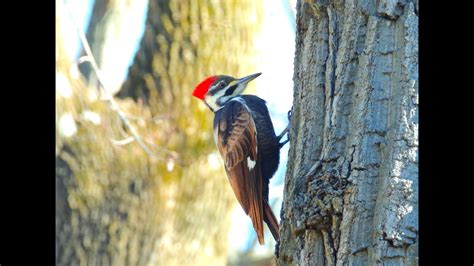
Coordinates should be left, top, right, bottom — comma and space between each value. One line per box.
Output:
277, 0, 418, 265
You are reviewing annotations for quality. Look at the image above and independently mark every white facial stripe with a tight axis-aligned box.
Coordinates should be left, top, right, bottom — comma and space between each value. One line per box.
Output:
219, 95, 231, 104
204, 83, 232, 111
225, 83, 247, 100
236, 83, 247, 95
204, 87, 227, 111
205, 81, 250, 111
204, 94, 221, 111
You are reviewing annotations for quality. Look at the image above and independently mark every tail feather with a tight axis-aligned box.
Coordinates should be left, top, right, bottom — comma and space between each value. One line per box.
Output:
250, 200, 265, 245
263, 200, 280, 242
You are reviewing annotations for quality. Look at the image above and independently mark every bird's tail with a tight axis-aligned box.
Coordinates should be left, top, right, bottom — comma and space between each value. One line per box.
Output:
263, 199, 280, 242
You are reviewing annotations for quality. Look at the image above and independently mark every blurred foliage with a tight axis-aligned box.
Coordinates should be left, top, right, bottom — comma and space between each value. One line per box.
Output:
56, 0, 263, 265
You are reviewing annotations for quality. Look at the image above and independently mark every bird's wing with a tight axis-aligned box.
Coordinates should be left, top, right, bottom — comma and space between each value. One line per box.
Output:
215, 100, 265, 244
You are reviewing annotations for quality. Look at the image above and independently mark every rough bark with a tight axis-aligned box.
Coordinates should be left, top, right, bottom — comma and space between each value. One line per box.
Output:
277, 0, 418, 265
56, 0, 263, 265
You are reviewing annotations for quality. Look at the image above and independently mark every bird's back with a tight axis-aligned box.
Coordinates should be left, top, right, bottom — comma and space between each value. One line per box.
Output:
240, 95, 280, 200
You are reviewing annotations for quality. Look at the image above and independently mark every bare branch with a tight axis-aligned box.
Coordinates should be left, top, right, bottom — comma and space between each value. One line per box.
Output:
63, 1, 165, 159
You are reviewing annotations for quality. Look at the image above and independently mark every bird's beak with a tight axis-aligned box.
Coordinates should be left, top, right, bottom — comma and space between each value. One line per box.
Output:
235, 72, 262, 87
230, 73, 261, 96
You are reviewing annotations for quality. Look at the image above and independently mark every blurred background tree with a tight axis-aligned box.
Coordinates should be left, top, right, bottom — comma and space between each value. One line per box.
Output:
56, 0, 265, 265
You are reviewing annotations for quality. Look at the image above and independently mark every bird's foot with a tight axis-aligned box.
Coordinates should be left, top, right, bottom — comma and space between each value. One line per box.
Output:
276, 126, 289, 142
278, 138, 289, 149
277, 108, 292, 149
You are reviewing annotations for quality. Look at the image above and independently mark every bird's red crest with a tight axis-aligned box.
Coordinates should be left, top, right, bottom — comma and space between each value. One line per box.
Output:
193, 76, 216, 100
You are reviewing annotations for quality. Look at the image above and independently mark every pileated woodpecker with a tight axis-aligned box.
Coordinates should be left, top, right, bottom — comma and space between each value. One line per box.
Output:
192, 72, 289, 245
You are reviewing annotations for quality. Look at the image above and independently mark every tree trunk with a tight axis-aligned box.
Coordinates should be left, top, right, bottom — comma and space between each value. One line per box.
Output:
277, 0, 418, 265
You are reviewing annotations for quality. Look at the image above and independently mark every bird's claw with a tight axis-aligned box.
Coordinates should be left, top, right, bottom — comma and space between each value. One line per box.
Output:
278, 107, 293, 149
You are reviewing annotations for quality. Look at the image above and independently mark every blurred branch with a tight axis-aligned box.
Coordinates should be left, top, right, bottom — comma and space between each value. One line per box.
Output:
77, 56, 91, 64
63, 1, 169, 160
109, 137, 135, 146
